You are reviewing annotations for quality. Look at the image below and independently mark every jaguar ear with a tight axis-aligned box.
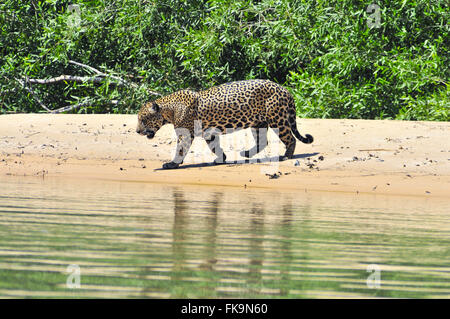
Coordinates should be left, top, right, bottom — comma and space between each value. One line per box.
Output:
150, 102, 160, 113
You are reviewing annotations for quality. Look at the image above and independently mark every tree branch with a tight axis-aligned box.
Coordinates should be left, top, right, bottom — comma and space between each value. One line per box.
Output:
68, 60, 137, 89
26, 60, 161, 96
12, 60, 161, 113
26, 74, 127, 86
68, 60, 161, 96
51, 99, 119, 114
68, 60, 103, 75
14, 77, 52, 112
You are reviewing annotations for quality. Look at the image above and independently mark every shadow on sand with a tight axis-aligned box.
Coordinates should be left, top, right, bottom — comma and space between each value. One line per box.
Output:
154, 152, 320, 170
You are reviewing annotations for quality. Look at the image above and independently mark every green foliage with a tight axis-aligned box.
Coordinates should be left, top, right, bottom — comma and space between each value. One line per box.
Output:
0, 0, 448, 120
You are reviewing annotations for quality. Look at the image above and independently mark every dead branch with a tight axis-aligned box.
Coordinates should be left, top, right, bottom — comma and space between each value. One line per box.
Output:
14, 77, 52, 112
26, 75, 118, 86
68, 60, 103, 75
68, 60, 137, 88
12, 76, 120, 113
12, 60, 161, 113
68, 60, 133, 88
51, 99, 119, 114
26, 60, 161, 96
68, 60, 161, 96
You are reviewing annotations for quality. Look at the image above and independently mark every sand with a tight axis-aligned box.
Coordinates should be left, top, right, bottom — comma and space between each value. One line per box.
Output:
0, 114, 449, 198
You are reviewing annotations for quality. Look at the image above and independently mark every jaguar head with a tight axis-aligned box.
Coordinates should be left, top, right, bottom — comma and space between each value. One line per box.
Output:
136, 102, 165, 139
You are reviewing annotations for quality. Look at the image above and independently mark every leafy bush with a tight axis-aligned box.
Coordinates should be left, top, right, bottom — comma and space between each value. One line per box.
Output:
0, 0, 448, 120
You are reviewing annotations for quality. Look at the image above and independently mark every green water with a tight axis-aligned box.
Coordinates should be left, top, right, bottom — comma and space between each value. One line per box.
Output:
0, 177, 449, 298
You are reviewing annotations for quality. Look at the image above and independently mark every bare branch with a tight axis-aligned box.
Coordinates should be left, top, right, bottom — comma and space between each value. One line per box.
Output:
26, 73, 161, 96
10, 60, 161, 113
51, 99, 119, 114
51, 99, 93, 114
68, 60, 161, 96
14, 77, 52, 112
147, 88, 162, 96
68, 60, 137, 88
26, 75, 124, 86
68, 60, 103, 75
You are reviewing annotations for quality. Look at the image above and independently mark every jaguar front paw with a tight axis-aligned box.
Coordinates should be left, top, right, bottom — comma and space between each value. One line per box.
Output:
162, 161, 181, 169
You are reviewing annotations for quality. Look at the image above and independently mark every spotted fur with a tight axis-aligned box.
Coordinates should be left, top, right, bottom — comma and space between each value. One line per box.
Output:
136, 79, 313, 169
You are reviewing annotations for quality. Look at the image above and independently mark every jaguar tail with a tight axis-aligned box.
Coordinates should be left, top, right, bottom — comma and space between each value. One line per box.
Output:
288, 98, 313, 144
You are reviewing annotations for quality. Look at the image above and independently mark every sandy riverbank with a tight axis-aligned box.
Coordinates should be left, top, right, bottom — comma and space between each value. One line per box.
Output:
0, 114, 449, 198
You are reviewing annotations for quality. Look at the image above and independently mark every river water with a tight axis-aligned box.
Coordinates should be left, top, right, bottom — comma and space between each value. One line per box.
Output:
0, 176, 449, 298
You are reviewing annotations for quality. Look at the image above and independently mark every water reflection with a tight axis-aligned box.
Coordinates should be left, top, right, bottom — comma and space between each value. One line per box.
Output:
0, 177, 449, 298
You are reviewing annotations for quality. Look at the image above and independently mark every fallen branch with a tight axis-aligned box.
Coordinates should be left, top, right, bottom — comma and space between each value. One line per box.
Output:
25, 60, 161, 96
27, 75, 131, 87
14, 77, 52, 112
68, 60, 103, 75
68, 60, 161, 96
13, 76, 118, 113
26, 75, 121, 86
51, 99, 119, 114
68, 59, 136, 88
12, 60, 161, 113
26, 60, 132, 88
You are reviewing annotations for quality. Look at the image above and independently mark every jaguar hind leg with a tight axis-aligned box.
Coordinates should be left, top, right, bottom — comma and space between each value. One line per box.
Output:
278, 127, 296, 161
268, 116, 296, 161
